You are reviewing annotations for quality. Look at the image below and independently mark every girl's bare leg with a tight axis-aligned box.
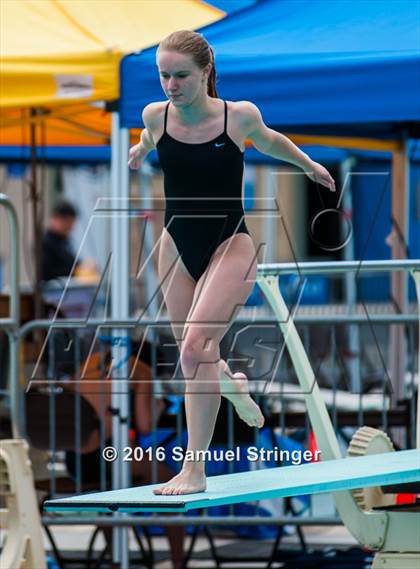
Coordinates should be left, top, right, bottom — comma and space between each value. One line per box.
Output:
158, 228, 263, 429
183, 236, 264, 429
154, 233, 263, 495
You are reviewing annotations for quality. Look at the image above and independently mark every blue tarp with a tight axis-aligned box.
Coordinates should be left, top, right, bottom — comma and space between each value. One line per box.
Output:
0, 146, 111, 163
2, 140, 420, 164
120, 0, 420, 136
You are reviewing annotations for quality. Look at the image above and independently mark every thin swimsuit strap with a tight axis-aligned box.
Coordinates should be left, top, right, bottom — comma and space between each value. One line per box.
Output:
223, 99, 227, 134
163, 100, 228, 137
163, 101, 169, 133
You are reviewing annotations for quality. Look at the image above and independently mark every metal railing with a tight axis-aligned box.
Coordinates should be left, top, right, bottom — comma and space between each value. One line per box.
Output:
15, 303, 419, 518
1, 194, 419, 559
0, 193, 20, 439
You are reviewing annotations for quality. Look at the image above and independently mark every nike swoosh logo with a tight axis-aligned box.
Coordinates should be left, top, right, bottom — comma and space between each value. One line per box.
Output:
214, 142, 226, 147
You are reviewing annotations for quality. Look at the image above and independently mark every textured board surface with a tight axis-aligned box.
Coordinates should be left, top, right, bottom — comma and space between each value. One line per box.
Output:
44, 449, 420, 514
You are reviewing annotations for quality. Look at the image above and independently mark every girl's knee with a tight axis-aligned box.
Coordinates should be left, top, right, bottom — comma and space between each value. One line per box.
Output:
180, 334, 218, 375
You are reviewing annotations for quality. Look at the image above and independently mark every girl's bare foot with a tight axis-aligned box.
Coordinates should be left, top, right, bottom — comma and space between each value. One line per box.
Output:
219, 361, 265, 428
153, 463, 206, 496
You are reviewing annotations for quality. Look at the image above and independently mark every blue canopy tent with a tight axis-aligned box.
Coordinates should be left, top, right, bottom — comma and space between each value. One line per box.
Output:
120, 0, 420, 137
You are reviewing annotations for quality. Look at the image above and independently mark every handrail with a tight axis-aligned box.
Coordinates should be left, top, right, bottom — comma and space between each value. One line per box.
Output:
0, 194, 20, 438
258, 259, 420, 276
17, 313, 418, 339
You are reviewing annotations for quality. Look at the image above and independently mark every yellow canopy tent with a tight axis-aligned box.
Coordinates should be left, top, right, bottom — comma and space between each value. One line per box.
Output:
0, 0, 224, 144
0, 0, 225, 324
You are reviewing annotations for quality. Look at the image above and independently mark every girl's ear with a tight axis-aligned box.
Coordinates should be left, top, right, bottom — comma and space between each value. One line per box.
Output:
203, 62, 212, 80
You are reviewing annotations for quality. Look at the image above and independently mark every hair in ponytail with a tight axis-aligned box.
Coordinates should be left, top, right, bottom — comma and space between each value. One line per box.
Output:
207, 46, 217, 97
158, 30, 218, 98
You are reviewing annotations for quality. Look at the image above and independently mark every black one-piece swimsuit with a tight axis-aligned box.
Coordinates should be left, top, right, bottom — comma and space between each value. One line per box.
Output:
156, 99, 250, 282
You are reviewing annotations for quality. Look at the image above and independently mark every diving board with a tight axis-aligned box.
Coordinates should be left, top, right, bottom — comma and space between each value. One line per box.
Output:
44, 449, 420, 514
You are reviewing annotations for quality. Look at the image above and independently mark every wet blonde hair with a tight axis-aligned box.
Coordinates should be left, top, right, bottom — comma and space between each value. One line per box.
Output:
158, 30, 218, 98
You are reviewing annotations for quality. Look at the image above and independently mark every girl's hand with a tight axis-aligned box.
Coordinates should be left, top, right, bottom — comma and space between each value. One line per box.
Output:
306, 161, 336, 192
128, 143, 142, 170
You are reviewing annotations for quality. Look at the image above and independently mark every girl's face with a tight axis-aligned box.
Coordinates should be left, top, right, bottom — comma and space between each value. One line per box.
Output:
156, 50, 210, 105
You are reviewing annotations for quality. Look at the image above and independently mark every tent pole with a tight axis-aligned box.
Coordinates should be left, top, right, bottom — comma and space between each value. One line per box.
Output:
110, 108, 130, 569
339, 157, 361, 394
29, 110, 43, 329
388, 138, 409, 411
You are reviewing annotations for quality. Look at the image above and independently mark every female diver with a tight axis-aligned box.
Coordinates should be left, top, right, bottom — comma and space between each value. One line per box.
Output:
128, 30, 335, 497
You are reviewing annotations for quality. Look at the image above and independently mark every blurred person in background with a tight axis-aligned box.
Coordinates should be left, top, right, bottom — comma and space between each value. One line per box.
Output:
41, 200, 96, 282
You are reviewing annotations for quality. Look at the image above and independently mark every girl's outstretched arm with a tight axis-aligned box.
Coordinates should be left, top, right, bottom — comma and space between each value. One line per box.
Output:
240, 101, 336, 192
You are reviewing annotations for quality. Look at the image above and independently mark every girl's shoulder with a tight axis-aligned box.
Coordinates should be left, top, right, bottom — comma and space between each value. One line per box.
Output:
227, 99, 261, 119
226, 100, 263, 134
141, 101, 168, 129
